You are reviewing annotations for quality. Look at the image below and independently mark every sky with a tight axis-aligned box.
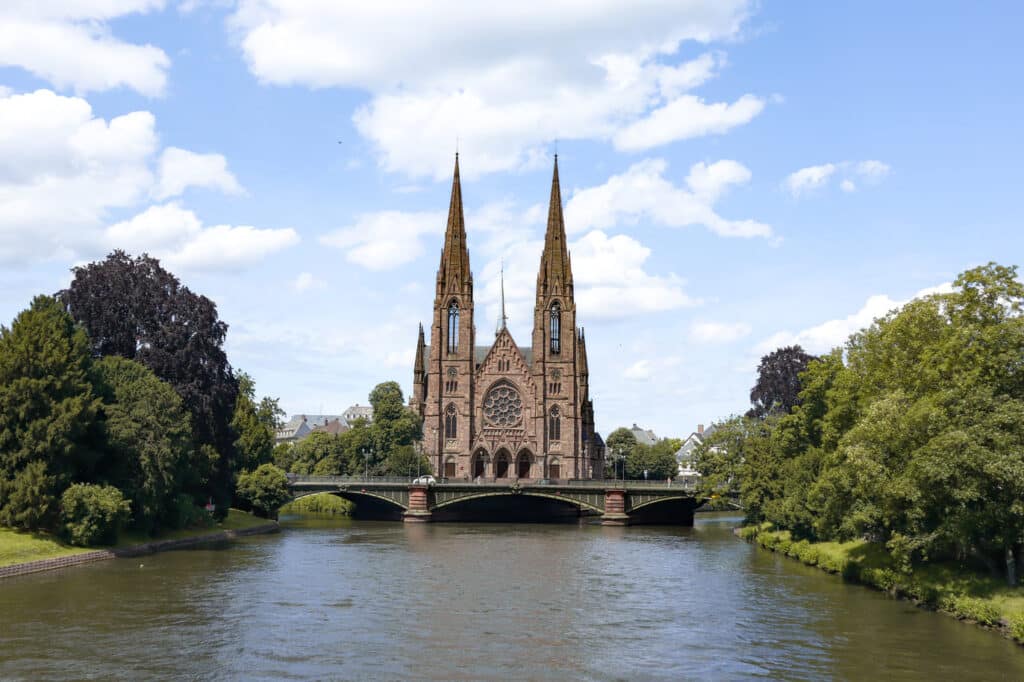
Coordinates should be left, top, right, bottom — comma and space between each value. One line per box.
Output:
1, 1, 1022, 438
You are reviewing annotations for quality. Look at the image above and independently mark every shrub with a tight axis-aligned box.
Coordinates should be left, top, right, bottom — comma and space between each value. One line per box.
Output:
236, 464, 292, 519
737, 526, 760, 541
1009, 613, 1024, 642
796, 543, 820, 566
60, 484, 131, 546
941, 596, 1001, 626
172, 493, 213, 529
280, 493, 354, 515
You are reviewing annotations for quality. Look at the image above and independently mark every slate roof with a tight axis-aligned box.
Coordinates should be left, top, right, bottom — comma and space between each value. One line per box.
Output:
630, 423, 659, 446
311, 418, 349, 436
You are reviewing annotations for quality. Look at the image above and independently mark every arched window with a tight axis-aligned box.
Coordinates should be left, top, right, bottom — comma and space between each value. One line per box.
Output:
549, 406, 561, 441
550, 302, 561, 354
444, 404, 457, 440
447, 300, 459, 353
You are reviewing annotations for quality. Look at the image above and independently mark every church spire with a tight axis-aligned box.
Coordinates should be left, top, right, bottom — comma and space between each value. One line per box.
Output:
438, 153, 471, 293
415, 322, 426, 375
496, 260, 508, 336
537, 155, 573, 295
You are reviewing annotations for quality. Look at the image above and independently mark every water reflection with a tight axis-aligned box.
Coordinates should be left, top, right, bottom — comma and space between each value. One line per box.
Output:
1, 513, 1021, 681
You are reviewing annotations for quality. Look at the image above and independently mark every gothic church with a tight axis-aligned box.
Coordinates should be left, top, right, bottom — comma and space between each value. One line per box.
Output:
412, 156, 604, 480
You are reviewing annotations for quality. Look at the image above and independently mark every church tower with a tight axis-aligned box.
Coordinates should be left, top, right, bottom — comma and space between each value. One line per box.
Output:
421, 155, 475, 475
531, 156, 581, 478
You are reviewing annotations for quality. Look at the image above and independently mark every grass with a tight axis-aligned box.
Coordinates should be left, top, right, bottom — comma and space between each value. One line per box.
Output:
0, 527, 93, 568
0, 510, 273, 567
741, 525, 1024, 644
279, 493, 354, 515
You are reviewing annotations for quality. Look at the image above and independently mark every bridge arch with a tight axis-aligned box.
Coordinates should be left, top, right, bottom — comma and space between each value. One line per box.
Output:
431, 490, 603, 515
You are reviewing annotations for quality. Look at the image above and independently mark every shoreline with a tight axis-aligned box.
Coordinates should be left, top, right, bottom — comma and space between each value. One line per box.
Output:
735, 526, 1024, 647
0, 521, 279, 581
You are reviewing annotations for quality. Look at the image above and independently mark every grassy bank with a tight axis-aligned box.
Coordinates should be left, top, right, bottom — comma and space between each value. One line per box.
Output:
279, 493, 354, 515
0, 509, 271, 568
739, 524, 1024, 644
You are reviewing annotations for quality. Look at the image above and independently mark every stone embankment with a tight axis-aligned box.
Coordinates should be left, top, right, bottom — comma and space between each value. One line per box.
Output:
0, 522, 279, 580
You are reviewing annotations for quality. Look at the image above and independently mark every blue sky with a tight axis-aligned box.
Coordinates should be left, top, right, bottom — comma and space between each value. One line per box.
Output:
1, 1, 1021, 438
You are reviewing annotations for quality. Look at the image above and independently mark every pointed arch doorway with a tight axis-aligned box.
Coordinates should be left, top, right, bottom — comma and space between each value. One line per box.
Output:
516, 450, 532, 479
494, 449, 511, 478
471, 449, 489, 480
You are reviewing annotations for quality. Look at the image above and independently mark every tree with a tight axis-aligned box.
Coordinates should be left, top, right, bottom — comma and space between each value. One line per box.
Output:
0, 296, 103, 531
92, 356, 196, 533
369, 381, 422, 459
748, 345, 817, 419
60, 483, 131, 546
235, 464, 292, 519
289, 431, 347, 475
605, 428, 637, 479
383, 445, 432, 478
625, 440, 678, 480
231, 372, 279, 473
59, 251, 239, 513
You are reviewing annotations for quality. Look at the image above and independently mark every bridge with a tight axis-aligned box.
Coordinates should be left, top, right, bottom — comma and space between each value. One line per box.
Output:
287, 476, 704, 525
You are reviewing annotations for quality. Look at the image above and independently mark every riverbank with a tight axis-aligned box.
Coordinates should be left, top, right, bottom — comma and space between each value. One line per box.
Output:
737, 524, 1024, 645
0, 510, 278, 580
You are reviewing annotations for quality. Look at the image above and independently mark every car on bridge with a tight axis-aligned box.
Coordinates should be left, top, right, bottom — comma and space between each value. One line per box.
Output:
413, 475, 437, 485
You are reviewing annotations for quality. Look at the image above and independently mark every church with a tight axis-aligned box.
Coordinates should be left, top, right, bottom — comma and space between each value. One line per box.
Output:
411, 155, 604, 481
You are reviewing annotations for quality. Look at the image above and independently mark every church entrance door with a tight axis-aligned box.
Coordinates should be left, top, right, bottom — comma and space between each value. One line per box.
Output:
472, 451, 487, 479
494, 451, 510, 478
516, 453, 531, 478
444, 458, 456, 478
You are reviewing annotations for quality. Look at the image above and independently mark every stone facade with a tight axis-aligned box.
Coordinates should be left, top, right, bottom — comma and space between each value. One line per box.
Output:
411, 156, 603, 480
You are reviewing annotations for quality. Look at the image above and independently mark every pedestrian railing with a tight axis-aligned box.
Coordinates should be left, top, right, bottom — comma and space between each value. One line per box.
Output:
288, 474, 698, 491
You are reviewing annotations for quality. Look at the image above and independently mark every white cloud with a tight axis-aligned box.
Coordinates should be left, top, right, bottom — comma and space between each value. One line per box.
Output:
783, 163, 836, 197
624, 360, 652, 380
690, 321, 752, 343
0, 89, 271, 267
757, 282, 954, 355
105, 203, 299, 271
566, 158, 772, 238
154, 147, 244, 199
0, 2, 170, 96
614, 94, 765, 151
784, 160, 891, 197
320, 210, 445, 270
0, 89, 156, 262
291, 272, 325, 292
229, 1, 762, 178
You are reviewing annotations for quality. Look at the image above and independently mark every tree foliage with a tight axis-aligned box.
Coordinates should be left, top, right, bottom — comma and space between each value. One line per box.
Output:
59, 251, 239, 511
730, 263, 1024, 584
748, 345, 817, 419
235, 464, 292, 519
92, 356, 196, 533
60, 483, 131, 546
231, 371, 282, 473
0, 296, 103, 530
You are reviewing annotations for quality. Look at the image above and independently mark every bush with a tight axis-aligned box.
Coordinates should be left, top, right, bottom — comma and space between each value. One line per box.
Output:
236, 464, 292, 518
1009, 613, 1024, 642
172, 493, 213, 529
60, 484, 131, 546
280, 493, 354, 515
737, 525, 760, 541
940, 595, 1001, 626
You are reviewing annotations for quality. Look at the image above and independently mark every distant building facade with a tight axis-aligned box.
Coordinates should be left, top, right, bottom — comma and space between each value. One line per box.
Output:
274, 406, 372, 445
410, 156, 603, 480
675, 423, 716, 478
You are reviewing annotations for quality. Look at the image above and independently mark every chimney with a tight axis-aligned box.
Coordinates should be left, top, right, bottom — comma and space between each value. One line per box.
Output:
697, 424, 704, 435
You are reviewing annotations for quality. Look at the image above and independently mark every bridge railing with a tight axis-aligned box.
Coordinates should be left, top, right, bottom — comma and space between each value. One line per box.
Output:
288, 474, 698, 491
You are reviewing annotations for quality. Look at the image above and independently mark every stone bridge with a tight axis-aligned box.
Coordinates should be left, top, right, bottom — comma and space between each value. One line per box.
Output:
287, 476, 703, 525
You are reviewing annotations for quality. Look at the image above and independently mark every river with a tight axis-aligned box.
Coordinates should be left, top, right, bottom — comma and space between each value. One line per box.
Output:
1, 513, 1021, 680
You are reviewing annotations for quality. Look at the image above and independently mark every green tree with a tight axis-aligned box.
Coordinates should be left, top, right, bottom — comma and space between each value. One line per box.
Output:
605, 427, 637, 479
236, 464, 292, 519
92, 356, 196, 533
626, 440, 678, 480
383, 445, 432, 478
59, 252, 240, 515
748, 345, 817, 419
60, 483, 131, 546
289, 431, 347, 475
0, 296, 103, 531
231, 372, 278, 473
368, 381, 422, 460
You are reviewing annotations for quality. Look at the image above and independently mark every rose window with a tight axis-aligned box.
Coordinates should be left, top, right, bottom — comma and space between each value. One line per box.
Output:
483, 384, 523, 427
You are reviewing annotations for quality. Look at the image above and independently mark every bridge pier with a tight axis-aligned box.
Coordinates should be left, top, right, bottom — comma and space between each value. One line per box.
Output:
600, 489, 630, 526
403, 484, 432, 523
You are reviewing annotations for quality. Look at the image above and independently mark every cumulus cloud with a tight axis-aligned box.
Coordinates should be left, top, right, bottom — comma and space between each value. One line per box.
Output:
757, 282, 954, 355
154, 147, 244, 199
320, 210, 445, 270
0, 89, 286, 267
566, 158, 772, 238
0, 2, 170, 96
105, 203, 299, 271
624, 360, 652, 381
690, 321, 752, 343
229, 1, 763, 178
784, 159, 891, 197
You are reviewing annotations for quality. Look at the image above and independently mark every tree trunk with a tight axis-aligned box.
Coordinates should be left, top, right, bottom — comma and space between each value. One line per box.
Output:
1016, 542, 1024, 585
1007, 546, 1017, 587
